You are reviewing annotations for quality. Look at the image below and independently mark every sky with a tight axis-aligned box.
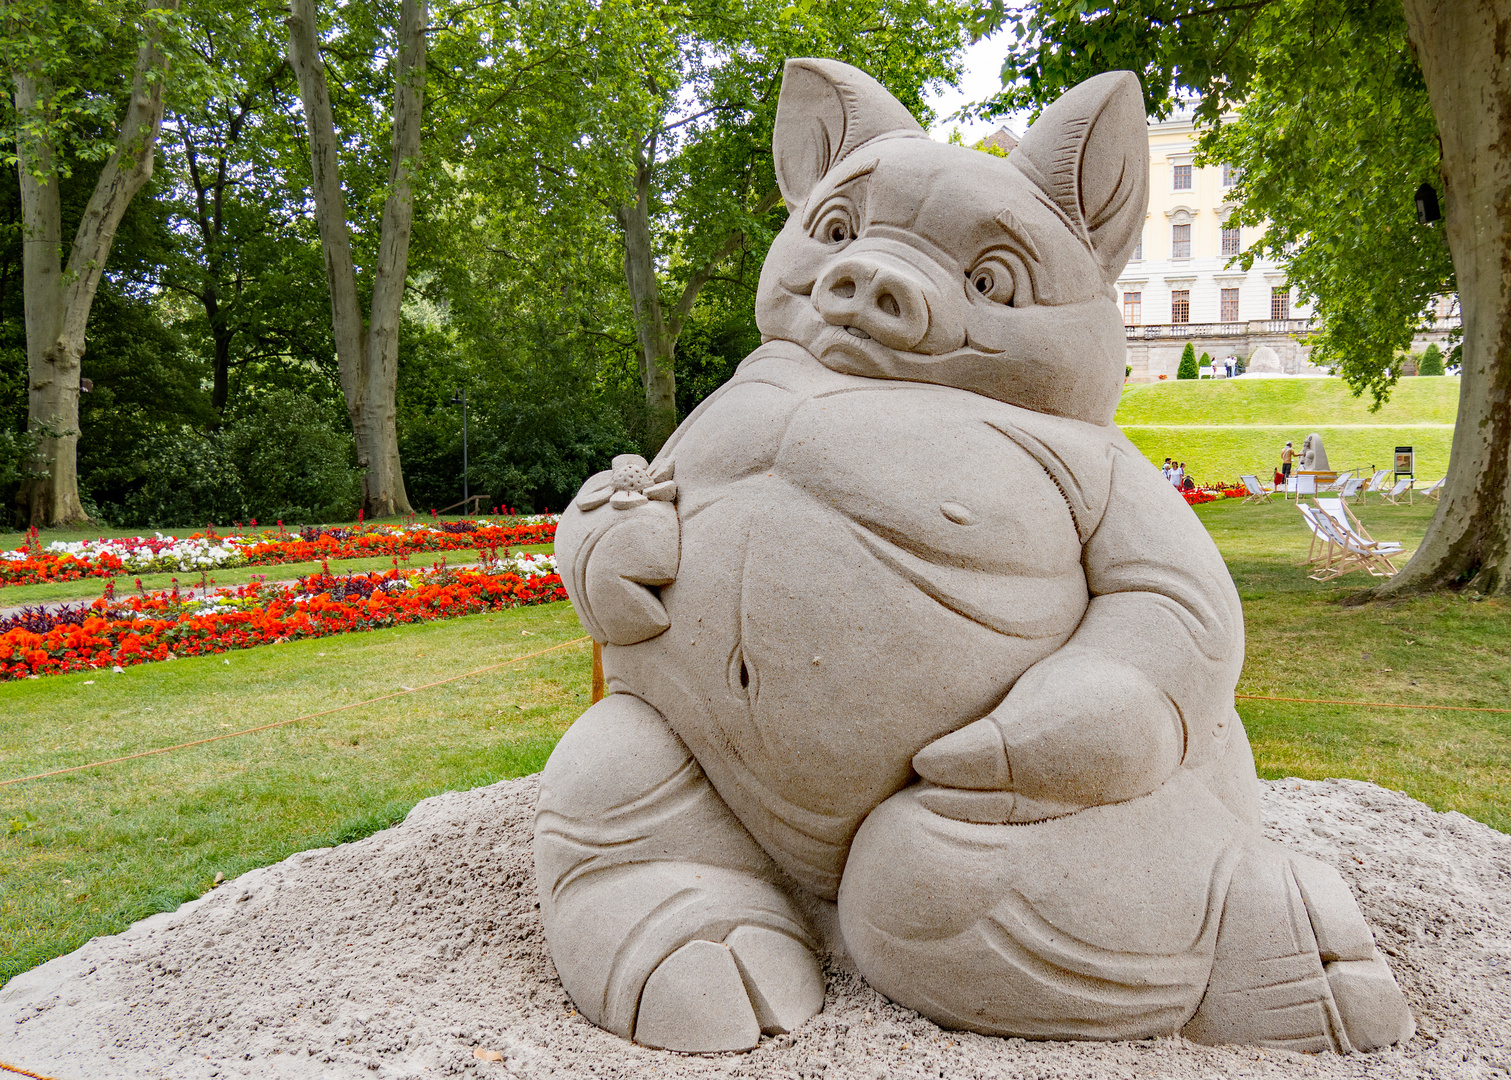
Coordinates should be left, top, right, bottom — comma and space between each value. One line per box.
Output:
921, 34, 1032, 145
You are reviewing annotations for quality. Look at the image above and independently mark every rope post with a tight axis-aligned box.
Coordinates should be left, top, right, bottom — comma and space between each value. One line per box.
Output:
591, 640, 604, 703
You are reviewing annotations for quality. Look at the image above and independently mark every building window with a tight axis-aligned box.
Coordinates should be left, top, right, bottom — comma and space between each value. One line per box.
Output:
1222, 163, 1239, 186
1221, 226, 1240, 256
1172, 290, 1190, 324
1271, 287, 1290, 320
1132, 233, 1143, 261
1173, 164, 1192, 190
1172, 223, 1191, 259
1124, 291, 1142, 325
1220, 288, 1239, 322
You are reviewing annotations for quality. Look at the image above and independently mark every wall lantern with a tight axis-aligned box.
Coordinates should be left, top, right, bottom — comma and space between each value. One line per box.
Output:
1415, 182, 1441, 224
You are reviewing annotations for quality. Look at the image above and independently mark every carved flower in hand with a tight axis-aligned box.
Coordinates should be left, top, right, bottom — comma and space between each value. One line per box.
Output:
576, 455, 677, 511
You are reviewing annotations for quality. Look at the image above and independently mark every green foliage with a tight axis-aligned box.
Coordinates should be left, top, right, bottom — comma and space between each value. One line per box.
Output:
1419, 342, 1445, 376
970, 0, 1457, 410
221, 390, 362, 523
1177, 342, 1198, 380
119, 390, 360, 528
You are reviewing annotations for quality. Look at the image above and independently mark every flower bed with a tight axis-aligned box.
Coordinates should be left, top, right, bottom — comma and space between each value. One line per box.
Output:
0, 553, 565, 680
1181, 484, 1247, 506
0, 516, 558, 588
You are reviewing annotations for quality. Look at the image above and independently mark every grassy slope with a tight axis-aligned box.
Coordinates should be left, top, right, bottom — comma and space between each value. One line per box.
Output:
1116, 377, 1459, 484
0, 543, 554, 608
1, 602, 590, 984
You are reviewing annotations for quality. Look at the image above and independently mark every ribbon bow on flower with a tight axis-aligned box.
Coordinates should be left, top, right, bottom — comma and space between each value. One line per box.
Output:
575, 455, 677, 512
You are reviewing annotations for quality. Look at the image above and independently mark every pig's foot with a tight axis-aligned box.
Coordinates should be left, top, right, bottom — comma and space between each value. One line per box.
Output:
534, 692, 824, 1052
1182, 841, 1413, 1052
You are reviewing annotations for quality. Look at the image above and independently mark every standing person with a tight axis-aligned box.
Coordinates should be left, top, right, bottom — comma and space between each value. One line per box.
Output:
1173, 461, 1186, 489
1162, 457, 1174, 484
1280, 441, 1295, 480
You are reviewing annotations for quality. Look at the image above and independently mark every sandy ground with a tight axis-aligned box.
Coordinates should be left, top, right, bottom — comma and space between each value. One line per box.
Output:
2, 774, 1508, 1080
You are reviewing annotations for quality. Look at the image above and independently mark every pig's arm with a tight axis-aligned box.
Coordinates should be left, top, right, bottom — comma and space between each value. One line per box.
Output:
913, 439, 1245, 822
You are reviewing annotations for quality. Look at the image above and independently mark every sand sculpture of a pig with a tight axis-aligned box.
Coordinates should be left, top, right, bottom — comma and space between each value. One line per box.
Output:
535, 60, 1414, 1055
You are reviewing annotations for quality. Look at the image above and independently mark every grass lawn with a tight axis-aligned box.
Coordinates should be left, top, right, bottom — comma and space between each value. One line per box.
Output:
1116, 377, 1458, 484
0, 543, 554, 609
1, 491, 1506, 991
1195, 495, 1510, 833
1, 601, 590, 986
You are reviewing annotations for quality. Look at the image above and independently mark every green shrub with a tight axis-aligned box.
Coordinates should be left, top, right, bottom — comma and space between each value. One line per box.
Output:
124, 431, 248, 528
1418, 342, 1445, 376
222, 390, 363, 523
120, 391, 361, 527
1177, 343, 1199, 380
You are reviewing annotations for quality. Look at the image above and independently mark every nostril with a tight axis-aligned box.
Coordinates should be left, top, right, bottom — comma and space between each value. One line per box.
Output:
878, 292, 901, 318
831, 279, 856, 300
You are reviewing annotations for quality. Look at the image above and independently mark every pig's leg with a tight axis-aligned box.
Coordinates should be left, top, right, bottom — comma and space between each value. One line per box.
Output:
534, 693, 824, 1052
838, 769, 1411, 1051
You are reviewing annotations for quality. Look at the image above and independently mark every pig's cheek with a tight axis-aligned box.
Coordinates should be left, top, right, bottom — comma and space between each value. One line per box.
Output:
756, 288, 827, 344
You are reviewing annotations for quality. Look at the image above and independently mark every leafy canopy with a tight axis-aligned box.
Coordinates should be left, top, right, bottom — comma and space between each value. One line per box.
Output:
970, 0, 1456, 407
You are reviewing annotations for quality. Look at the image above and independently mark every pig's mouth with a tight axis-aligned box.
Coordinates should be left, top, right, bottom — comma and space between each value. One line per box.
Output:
812, 322, 1002, 370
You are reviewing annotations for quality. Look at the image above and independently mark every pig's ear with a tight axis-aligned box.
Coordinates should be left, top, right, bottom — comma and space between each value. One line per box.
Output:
1011, 71, 1149, 282
773, 58, 925, 209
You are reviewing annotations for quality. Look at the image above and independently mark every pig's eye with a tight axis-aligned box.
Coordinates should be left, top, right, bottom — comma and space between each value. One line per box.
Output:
812, 206, 857, 245
967, 254, 1026, 306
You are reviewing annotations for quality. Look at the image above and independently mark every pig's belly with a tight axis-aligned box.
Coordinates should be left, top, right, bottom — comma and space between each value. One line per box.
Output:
604, 476, 1088, 899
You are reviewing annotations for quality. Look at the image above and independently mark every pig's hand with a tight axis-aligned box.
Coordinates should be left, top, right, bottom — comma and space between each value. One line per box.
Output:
556, 456, 679, 646
910, 653, 1184, 824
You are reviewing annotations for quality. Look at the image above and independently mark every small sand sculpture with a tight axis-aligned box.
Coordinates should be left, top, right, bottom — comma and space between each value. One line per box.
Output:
1301, 433, 1332, 472
540, 59, 1413, 1055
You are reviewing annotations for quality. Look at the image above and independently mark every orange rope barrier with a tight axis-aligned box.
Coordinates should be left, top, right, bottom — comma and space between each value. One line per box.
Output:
0, 636, 592, 788
1236, 693, 1510, 714
0, 1060, 66, 1080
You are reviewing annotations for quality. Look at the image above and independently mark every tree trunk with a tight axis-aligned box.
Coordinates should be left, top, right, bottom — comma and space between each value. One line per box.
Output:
10, 0, 177, 526
1376, 0, 1511, 597
616, 146, 679, 454
287, 0, 419, 517
613, 131, 777, 456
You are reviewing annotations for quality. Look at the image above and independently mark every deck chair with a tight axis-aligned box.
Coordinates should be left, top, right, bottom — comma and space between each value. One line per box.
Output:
1297, 504, 1345, 572
1363, 469, 1391, 501
1339, 476, 1365, 501
1286, 474, 1318, 501
1300, 506, 1364, 580
1420, 477, 1447, 501
1322, 471, 1353, 492
1378, 477, 1414, 505
1239, 474, 1273, 505
1312, 498, 1404, 578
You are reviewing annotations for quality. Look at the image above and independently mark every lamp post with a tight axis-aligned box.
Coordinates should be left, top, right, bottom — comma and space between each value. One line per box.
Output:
449, 388, 468, 511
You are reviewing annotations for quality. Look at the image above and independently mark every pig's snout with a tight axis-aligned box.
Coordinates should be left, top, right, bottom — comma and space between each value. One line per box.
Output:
815, 256, 936, 351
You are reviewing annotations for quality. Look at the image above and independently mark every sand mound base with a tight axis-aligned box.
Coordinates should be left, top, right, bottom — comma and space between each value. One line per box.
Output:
3, 775, 1507, 1079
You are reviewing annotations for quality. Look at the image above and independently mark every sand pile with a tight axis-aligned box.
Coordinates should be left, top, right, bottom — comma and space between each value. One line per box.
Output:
3, 774, 1508, 1080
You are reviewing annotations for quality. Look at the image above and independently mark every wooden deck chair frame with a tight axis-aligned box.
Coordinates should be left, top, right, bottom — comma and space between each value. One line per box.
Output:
1297, 504, 1345, 572
1363, 469, 1392, 502
1239, 474, 1273, 506
1304, 509, 1365, 580
1421, 477, 1447, 502
1378, 477, 1414, 505
1311, 498, 1403, 578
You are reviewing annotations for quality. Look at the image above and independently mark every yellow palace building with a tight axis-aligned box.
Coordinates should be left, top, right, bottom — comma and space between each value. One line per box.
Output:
1116, 106, 1324, 381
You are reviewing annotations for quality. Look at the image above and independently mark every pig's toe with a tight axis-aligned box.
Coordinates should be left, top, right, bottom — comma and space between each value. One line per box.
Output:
633, 930, 824, 1052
